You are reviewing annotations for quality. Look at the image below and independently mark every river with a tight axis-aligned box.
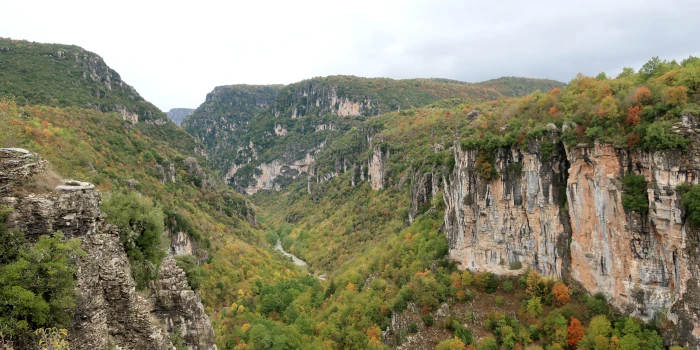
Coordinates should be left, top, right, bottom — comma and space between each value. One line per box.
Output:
274, 239, 326, 280
274, 238, 308, 267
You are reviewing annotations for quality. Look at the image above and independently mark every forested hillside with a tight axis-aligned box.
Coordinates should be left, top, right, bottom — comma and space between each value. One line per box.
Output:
223, 56, 700, 349
0, 39, 303, 349
2, 35, 699, 350
182, 75, 563, 194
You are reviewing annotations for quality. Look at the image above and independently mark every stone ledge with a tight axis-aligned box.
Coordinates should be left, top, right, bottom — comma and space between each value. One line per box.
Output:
56, 180, 95, 191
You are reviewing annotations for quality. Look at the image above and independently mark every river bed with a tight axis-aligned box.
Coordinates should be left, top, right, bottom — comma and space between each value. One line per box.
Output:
274, 239, 326, 280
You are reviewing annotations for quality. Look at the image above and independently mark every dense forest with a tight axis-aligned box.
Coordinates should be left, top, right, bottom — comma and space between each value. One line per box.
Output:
1, 36, 699, 349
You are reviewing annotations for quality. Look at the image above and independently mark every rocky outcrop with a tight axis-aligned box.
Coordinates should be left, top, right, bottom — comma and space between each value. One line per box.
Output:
408, 170, 443, 223
170, 229, 196, 256
0, 149, 218, 350
274, 124, 288, 136
440, 117, 700, 347
0, 148, 47, 195
565, 142, 700, 346
368, 144, 390, 190
119, 107, 139, 124
6, 180, 102, 240
155, 163, 177, 183
154, 257, 217, 350
242, 155, 316, 195
71, 224, 172, 350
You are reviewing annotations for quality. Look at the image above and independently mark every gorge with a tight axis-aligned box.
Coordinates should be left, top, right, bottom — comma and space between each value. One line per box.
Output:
2, 35, 700, 349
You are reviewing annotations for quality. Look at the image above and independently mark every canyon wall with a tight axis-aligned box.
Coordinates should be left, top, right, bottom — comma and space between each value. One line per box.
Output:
439, 118, 700, 347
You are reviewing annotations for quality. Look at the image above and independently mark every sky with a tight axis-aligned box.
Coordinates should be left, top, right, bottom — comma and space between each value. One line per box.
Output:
2, 0, 699, 111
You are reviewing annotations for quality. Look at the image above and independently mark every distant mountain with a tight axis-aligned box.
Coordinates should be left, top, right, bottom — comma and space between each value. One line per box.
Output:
165, 108, 194, 125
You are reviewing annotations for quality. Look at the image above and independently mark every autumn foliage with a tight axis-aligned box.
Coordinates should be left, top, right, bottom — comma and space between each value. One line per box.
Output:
634, 86, 652, 105
665, 86, 689, 106
567, 317, 585, 349
552, 282, 570, 306
625, 106, 642, 126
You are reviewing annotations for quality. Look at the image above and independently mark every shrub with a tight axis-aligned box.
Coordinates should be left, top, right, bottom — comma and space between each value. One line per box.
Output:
475, 335, 498, 350
585, 294, 609, 317
409, 322, 418, 334
474, 271, 498, 294
680, 184, 700, 228
509, 261, 523, 270
495, 296, 504, 308
265, 230, 279, 245
503, 281, 514, 292
422, 314, 435, 327
621, 173, 648, 214
642, 121, 689, 151
436, 337, 466, 350
0, 232, 84, 341
452, 321, 474, 344
526, 297, 543, 317
174, 255, 205, 290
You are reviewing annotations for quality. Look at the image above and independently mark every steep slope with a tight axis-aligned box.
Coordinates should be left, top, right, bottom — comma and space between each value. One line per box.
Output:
242, 57, 700, 348
166, 107, 195, 125
0, 37, 198, 154
0, 37, 161, 122
0, 39, 303, 349
183, 75, 565, 194
0, 96, 306, 349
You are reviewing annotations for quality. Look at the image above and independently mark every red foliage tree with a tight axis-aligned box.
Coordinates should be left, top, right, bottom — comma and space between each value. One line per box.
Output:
567, 317, 585, 349
625, 106, 642, 126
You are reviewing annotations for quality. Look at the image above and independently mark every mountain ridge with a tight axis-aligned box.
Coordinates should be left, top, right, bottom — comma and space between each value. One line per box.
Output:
182, 74, 565, 194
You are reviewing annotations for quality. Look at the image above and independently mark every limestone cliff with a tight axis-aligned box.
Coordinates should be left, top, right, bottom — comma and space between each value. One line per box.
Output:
438, 117, 700, 347
184, 76, 561, 196
0, 148, 217, 350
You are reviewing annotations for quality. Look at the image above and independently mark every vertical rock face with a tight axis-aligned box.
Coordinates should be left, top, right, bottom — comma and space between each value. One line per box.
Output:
154, 257, 217, 350
368, 144, 389, 190
0, 149, 218, 350
441, 119, 700, 346
566, 142, 700, 347
443, 139, 569, 278
408, 170, 442, 224
71, 224, 173, 350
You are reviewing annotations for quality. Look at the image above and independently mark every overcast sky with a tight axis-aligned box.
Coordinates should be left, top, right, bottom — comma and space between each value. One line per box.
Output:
3, 0, 699, 111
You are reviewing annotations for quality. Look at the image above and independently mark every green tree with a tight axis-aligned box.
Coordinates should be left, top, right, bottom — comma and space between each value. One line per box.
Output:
526, 297, 543, 317
476, 335, 499, 350
588, 315, 612, 337
0, 232, 84, 339
618, 334, 640, 350
249, 324, 273, 349
436, 337, 466, 350
680, 184, 700, 228
640, 57, 663, 79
